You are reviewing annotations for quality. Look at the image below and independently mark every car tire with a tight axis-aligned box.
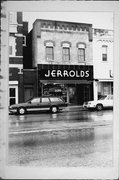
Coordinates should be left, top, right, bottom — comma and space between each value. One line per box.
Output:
96, 104, 103, 111
51, 106, 58, 113
18, 107, 26, 115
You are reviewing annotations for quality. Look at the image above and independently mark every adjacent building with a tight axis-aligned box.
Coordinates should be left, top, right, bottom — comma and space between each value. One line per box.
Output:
93, 29, 113, 101
24, 19, 94, 105
9, 12, 28, 105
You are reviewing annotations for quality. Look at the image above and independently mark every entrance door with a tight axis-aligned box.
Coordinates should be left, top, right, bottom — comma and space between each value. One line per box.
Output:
76, 84, 91, 105
69, 87, 77, 105
24, 88, 33, 102
76, 85, 84, 105
9, 86, 18, 105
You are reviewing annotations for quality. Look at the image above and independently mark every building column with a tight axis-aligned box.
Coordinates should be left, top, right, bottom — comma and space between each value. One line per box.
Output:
66, 86, 69, 103
93, 80, 98, 101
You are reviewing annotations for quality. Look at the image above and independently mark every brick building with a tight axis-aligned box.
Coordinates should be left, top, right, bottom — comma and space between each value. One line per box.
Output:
24, 19, 94, 105
9, 12, 28, 105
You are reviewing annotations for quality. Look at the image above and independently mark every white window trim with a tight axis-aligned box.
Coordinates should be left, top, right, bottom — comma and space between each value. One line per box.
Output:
9, 12, 17, 24
9, 81, 18, 85
9, 85, 18, 104
9, 36, 16, 56
9, 64, 23, 68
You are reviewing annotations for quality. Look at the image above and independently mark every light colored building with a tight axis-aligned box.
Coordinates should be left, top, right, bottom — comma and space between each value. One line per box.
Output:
32, 19, 93, 67
93, 29, 113, 101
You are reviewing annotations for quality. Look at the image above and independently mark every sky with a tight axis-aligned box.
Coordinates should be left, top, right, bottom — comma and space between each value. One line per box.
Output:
23, 12, 113, 32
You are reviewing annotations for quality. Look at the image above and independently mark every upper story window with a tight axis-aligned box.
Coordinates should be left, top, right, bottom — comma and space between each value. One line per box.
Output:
9, 46, 13, 55
102, 45, 107, 61
9, 36, 16, 56
77, 43, 86, 62
44, 41, 54, 61
9, 12, 17, 24
61, 42, 71, 62
23, 36, 26, 46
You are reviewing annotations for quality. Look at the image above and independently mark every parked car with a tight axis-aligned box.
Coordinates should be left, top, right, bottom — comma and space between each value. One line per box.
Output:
9, 96, 68, 115
83, 94, 113, 111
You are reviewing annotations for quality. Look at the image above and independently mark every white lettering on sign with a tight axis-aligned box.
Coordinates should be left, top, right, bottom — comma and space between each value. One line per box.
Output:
63, 70, 69, 77
57, 70, 63, 77
45, 70, 90, 78
51, 70, 56, 77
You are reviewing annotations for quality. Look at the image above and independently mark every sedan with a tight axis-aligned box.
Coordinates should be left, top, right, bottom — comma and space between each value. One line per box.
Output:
9, 96, 68, 115
83, 94, 113, 111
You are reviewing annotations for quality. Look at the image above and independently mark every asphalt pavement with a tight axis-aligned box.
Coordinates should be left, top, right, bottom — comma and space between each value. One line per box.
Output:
9, 105, 113, 135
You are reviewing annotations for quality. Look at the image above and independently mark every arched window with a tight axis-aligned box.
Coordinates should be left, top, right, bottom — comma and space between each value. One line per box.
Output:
77, 43, 86, 62
44, 41, 55, 61
102, 45, 107, 61
61, 42, 71, 62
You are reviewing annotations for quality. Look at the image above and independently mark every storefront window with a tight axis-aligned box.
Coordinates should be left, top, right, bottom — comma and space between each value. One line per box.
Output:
43, 84, 67, 101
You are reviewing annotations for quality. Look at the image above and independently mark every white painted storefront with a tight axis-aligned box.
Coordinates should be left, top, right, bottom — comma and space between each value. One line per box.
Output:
93, 29, 113, 101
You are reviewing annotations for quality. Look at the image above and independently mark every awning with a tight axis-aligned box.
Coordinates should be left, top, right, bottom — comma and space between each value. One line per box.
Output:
40, 80, 92, 84
98, 79, 113, 82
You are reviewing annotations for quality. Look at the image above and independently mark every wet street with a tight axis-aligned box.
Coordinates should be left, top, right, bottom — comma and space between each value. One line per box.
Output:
8, 107, 113, 167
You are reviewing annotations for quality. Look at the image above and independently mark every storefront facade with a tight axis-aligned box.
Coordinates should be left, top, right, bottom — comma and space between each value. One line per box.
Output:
37, 64, 93, 105
24, 19, 94, 104
93, 29, 113, 100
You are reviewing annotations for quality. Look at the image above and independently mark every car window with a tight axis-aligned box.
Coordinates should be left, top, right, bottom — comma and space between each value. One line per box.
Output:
99, 96, 107, 100
31, 98, 40, 103
111, 96, 113, 100
50, 97, 63, 102
106, 95, 113, 100
108, 95, 113, 100
41, 98, 50, 103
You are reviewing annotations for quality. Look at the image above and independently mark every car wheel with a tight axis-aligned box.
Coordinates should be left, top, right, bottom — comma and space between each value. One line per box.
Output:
96, 104, 103, 111
18, 107, 26, 115
51, 106, 58, 113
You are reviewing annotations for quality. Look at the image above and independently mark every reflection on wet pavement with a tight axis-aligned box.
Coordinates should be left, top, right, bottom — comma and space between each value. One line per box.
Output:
8, 126, 113, 167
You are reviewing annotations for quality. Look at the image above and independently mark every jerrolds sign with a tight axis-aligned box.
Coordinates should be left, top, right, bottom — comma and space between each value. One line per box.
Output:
38, 64, 93, 80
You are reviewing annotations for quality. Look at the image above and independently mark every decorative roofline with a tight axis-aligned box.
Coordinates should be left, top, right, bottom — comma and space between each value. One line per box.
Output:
33, 19, 93, 42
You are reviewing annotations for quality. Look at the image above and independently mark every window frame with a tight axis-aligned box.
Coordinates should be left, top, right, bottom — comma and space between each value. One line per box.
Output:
78, 48, 85, 62
41, 97, 50, 103
31, 98, 40, 103
23, 36, 26, 46
46, 46, 54, 61
62, 47, 70, 62
9, 45, 13, 55
9, 86, 18, 106
9, 36, 16, 57
102, 45, 108, 61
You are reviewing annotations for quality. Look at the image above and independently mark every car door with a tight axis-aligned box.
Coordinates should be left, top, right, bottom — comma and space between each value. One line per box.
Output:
40, 97, 51, 110
108, 95, 113, 107
104, 95, 113, 107
26, 98, 41, 111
